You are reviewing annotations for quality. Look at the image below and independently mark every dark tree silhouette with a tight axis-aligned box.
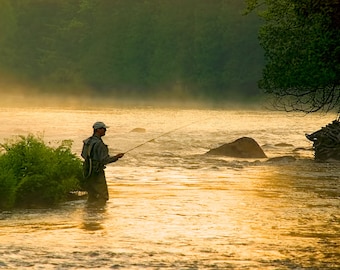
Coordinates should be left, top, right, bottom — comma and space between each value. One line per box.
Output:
247, 0, 340, 113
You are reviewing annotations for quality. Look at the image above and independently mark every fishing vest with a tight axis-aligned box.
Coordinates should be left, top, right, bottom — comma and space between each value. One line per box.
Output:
82, 137, 98, 179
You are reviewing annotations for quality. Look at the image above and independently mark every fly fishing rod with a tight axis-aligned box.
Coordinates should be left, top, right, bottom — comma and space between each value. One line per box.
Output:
124, 117, 210, 154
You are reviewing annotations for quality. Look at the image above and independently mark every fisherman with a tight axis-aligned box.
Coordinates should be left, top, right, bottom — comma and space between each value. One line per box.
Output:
81, 121, 124, 205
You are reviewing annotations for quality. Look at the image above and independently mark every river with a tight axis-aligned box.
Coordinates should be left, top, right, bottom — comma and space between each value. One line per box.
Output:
0, 107, 339, 269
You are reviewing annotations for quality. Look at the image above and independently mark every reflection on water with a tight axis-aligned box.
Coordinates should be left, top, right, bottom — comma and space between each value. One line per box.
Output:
81, 205, 107, 231
0, 108, 339, 269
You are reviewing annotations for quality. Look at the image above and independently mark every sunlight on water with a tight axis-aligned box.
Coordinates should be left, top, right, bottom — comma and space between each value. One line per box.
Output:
0, 107, 339, 269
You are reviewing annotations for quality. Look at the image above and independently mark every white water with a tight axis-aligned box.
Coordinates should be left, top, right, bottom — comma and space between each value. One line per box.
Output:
0, 107, 339, 269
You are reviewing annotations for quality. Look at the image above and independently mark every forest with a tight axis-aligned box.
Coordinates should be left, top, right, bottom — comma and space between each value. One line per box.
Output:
0, 0, 264, 103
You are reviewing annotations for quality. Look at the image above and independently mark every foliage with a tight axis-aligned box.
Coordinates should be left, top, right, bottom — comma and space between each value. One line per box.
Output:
0, 134, 83, 209
246, 0, 340, 113
0, 165, 16, 210
0, 0, 264, 101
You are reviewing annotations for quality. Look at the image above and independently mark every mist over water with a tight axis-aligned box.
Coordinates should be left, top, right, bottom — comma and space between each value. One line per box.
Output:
0, 106, 339, 269
0, 89, 264, 111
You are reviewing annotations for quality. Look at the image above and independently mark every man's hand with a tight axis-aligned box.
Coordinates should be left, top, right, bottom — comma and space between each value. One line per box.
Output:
116, 153, 124, 159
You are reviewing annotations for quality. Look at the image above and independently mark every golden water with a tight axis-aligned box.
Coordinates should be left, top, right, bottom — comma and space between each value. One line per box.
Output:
0, 107, 339, 269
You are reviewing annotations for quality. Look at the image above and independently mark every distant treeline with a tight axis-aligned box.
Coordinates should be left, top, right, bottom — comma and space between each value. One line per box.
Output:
0, 0, 264, 101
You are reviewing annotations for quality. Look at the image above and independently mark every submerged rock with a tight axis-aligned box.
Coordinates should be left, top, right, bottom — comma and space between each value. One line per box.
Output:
266, 156, 296, 163
130, 128, 146, 133
275, 143, 294, 147
206, 137, 267, 158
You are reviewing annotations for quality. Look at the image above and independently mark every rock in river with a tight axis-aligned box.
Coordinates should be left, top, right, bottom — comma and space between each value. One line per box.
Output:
206, 137, 267, 158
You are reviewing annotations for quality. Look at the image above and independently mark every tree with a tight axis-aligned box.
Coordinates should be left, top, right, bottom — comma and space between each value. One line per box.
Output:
1, 0, 264, 101
246, 0, 340, 113
0, 0, 17, 71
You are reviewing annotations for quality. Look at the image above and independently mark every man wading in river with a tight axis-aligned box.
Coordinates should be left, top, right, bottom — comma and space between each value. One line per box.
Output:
81, 121, 124, 205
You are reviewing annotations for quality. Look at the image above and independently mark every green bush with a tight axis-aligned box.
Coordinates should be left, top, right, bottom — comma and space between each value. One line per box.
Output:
0, 134, 83, 209
0, 164, 16, 209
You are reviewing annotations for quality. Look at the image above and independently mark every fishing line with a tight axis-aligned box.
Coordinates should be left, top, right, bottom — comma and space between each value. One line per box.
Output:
124, 117, 211, 154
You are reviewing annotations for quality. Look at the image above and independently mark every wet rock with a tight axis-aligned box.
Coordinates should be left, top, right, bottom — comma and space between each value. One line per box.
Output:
261, 143, 275, 149
130, 128, 146, 133
206, 137, 267, 158
67, 191, 87, 201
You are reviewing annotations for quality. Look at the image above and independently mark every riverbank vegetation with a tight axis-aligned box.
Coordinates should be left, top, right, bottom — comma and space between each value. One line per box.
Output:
0, 134, 83, 210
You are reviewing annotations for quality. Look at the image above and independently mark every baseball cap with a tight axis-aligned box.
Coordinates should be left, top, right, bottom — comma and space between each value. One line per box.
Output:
93, 121, 109, 130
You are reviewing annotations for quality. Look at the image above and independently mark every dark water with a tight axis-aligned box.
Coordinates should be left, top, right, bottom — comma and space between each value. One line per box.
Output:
0, 108, 339, 269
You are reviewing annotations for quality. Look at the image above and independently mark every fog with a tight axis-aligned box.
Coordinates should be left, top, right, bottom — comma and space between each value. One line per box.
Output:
0, 82, 265, 111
